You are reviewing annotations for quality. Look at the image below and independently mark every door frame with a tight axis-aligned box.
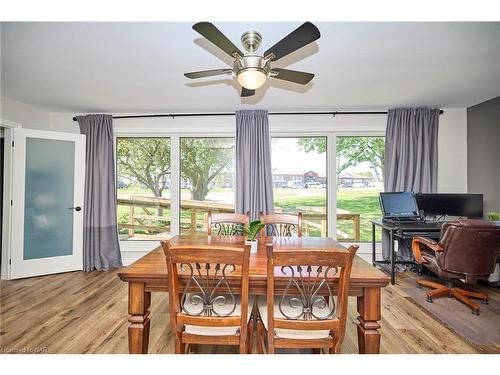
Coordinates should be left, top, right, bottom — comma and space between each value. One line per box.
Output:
1, 121, 20, 280
2, 127, 86, 279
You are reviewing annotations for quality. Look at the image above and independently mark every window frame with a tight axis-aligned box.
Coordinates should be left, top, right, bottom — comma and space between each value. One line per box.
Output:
113, 119, 385, 255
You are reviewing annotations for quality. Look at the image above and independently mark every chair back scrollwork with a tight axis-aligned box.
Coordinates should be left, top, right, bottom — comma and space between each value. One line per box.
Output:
267, 223, 299, 237
261, 213, 303, 237
207, 212, 249, 236
179, 262, 237, 317
279, 265, 338, 320
213, 222, 245, 236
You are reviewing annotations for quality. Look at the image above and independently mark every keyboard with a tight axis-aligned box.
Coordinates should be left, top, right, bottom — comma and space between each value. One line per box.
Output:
402, 231, 441, 239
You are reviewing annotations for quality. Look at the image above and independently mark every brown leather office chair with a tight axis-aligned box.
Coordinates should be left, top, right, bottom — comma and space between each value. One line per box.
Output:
412, 219, 500, 315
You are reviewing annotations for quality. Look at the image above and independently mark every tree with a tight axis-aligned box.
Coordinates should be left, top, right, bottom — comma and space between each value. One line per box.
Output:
117, 138, 234, 203
180, 138, 234, 200
298, 137, 385, 181
117, 138, 171, 198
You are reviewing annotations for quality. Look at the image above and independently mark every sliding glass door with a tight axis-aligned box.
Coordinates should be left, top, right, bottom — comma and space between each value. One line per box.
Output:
270, 137, 327, 237
180, 137, 235, 234
116, 137, 171, 240
336, 136, 385, 242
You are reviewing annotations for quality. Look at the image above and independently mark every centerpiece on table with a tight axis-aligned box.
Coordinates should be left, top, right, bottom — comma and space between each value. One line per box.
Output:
243, 220, 265, 254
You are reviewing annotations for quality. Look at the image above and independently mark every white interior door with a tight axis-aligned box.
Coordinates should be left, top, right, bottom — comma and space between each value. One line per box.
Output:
6, 128, 85, 279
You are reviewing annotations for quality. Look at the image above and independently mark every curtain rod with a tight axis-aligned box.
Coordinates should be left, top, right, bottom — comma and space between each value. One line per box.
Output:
72, 109, 444, 122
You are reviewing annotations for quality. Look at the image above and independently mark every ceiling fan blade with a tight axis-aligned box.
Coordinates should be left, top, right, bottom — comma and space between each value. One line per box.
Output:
184, 69, 232, 79
193, 22, 244, 59
271, 68, 314, 84
264, 22, 320, 61
241, 87, 255, 97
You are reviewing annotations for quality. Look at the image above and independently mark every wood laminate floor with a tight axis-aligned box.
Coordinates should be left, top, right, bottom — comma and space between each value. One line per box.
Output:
1, 268, 499, 354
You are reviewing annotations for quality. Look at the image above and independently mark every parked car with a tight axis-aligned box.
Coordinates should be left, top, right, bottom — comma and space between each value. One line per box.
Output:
304, 181, 322, 189
116, 180, 128, 189
351, 182, 367, 188
287, 181, 305, 189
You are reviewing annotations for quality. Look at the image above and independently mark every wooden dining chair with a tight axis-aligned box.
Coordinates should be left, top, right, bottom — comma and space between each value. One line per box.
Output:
256, 244, 358, 354
161, 240, 254, 354
207, 212, 249, 236
260, 212, 303, 237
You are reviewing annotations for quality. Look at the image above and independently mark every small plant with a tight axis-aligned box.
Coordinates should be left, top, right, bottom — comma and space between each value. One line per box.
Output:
243, 220, 265, 241
486, 212, 500, 221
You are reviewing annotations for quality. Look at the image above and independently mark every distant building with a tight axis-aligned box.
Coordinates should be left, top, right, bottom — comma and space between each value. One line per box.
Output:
272, 170, 326, 188
338, 172, 372, 187
272, 173, 303, 187
304, 170, 326, 184
221, 170, 328, 188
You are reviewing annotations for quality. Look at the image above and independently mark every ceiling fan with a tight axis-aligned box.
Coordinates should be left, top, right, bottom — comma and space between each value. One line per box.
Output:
184, 22, 320, 97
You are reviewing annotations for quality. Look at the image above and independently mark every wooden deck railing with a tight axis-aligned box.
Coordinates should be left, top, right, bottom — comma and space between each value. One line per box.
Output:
117, 195, 360, 241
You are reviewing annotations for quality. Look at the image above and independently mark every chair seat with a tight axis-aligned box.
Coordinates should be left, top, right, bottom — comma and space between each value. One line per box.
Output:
256, 296, 332, 340
184, 294, 255, 336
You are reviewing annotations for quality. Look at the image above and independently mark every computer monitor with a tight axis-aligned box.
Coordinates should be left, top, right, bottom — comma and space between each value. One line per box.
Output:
415, 193, 484, 218
379, 192, 420, 219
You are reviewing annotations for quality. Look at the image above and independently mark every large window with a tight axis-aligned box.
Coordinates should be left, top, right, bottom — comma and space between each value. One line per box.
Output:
116, 137, 171, 240
115, 132, 385, 243
336, 136, 385, 242
180, 138, 235, 233
271, 137, 327, 237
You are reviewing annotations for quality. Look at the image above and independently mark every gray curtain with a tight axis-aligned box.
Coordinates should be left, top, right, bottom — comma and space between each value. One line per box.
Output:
384, 108, 440, 193
235, 110, 274, 221
77, 114, 122, 271
382, 108, 440, 264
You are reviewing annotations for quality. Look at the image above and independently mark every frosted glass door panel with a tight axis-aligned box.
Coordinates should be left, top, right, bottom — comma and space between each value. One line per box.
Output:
23, 138, 75, 260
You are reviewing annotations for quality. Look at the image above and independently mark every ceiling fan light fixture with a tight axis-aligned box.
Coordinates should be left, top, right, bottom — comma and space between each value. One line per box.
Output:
185, 22, 321, 97
237, 68, 267, 90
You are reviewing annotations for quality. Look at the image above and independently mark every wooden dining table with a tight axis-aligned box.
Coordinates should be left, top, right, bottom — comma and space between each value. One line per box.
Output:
118, 234, 391, 354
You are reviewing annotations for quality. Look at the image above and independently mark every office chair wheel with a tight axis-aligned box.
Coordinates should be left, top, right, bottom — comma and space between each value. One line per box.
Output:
416, 283, 422, 289
481, 299, 489, 305
472, 309, 480, 316
426, 296, 433, 303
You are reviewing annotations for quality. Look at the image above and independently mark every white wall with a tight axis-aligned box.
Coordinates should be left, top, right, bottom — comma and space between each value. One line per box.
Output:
437, 108, 468, 192
0, 96, 52, 130
49, 112, 80, 133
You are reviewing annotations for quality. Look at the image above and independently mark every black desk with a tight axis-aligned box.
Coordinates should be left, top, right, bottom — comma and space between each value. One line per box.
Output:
371, 219, 443, 284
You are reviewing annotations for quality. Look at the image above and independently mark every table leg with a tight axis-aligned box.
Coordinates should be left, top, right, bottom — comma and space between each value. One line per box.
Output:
372, 222, 376, 266
390, 230, 395, 285
357, 287, 382, 354
128, 282, 151, 354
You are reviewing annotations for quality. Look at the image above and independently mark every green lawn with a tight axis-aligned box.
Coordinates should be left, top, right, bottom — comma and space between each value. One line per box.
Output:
273, 189, 381, 241
117, 187, 382, 242
336, 189, 382, 242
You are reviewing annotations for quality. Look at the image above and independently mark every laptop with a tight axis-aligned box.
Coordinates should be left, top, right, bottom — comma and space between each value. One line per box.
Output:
379, 192, 420, 222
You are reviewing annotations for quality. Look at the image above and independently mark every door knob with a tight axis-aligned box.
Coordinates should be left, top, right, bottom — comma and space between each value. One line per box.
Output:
68, 206, 82, 211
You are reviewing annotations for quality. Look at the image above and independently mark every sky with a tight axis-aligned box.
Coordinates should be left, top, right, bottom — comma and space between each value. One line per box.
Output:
271, 138, 326, 175
270, 137, 373, 176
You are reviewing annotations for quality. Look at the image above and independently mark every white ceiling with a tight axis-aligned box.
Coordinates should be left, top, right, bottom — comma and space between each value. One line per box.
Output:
1, 22, 499, 113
